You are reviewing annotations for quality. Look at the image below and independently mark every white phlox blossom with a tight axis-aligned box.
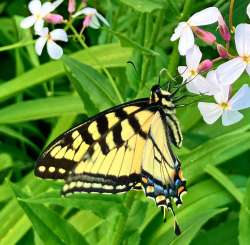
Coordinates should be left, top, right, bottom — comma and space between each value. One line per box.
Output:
247, 3, 250, 19
35, 28, 68, 60
217, 24, 250, 85
20, 0, 63, 32
171, 7, 220, 55
198, 84, 250, 126
178, 45, 219, 95
73, 7, 109, 29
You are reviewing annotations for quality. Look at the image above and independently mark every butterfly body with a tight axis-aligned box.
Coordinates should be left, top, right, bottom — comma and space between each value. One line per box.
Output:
35, 84, 186, 234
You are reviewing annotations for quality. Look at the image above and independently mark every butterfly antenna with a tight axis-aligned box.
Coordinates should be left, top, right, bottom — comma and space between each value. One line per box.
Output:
127, 61, 140, 81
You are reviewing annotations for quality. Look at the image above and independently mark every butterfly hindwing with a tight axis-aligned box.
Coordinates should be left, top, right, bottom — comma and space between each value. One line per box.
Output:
141, 111, 186, 207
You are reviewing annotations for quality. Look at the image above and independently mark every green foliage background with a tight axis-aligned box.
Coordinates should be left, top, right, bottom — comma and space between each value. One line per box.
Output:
0, 0, 250, 244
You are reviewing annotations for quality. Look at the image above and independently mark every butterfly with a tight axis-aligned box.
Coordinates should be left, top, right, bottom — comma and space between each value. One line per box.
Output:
35, 84, 187, 235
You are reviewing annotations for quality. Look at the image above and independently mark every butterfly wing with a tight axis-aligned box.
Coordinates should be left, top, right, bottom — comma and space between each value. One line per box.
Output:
141, 111, 186, 208
35, 99, 158, 194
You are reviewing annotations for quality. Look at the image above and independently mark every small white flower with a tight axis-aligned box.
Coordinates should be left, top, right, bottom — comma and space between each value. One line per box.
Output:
247, 3, 250, 19
171, 7, 220, 55
73, 7, 109, 29
178, 45, 218, 95
198, 84, 250, 126
35, 28, 68, 60
20, 0, 62, 32
217, 24, 250, 85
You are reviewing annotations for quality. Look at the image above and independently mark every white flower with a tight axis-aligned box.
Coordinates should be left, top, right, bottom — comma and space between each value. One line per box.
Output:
20, 0, 63, 32
247, 3, 250, 19
170, 7, 220, 55
35, 28, 68, 60
198, 84, 250, 126
217, 24, 250, 85
73, 7, 109, 29
178, 45, 218, 95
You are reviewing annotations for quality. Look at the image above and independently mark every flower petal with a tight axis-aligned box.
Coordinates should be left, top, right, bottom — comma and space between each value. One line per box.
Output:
20, 16, 36, 29
198, 102, 223, 124
235, 23, 250, 56
35, 37, 47, 55
186, 75, 210, 94
205, 70, 223, 95
50, 29, 68, 42
34, 19, 45, 32
216, 57, 246, 85
188, 7, 220, 26
96, 12, 110, 26
52, 0, 64, 10
246, 64, 250, 75
170, 22, 187, 41
47, 40, 63, 59
36, 27, 49, 37
81, 7, 97, 15
89, 15, 101, 29
28, 0, 41, 14
214, 86, 230, 104
186, 45, 202, 69
178, 26, 194, 55
178, 66, 189, 81
222, 110, 243, 126
40, 2, 54, 17
230, 84, 250, 111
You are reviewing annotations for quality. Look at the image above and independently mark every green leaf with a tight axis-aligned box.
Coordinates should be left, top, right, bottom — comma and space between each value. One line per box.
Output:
205, 165, 243, 204
11, 183, 89, 245
183, 130, 250, 183
106, 29, 159, 56
239, 177, 250, 245
120, 0, 163, 13
0, 96, 84, 124
22, 190, 126, 218
0, 44, 131, 102
63, 56, 118, 111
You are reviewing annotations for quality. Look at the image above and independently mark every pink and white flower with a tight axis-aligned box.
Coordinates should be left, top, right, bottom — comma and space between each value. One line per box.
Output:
217, 24, 250, 85
35, 28, 68, 60
73, 7, 109, 29
198, 84, 250, 126
178, 45, 217, 94
170, 7, 220, 55
20, 0, 63, 32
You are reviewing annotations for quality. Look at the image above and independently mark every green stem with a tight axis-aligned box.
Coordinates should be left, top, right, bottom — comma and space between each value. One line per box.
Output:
0, 40, 34, 53
229, 0, 235, 32
68, 24, 124, 103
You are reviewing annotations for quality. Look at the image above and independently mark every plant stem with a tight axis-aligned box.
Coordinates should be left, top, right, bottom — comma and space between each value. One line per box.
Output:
229, 0, 235, 32
0, 40, 34, 53
68, 24, 124, 104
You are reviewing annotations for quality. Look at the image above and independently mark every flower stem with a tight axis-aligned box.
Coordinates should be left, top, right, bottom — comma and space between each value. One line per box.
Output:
229, 0, 235, 33
68, 24, 124, 104
0, 40, 34, 53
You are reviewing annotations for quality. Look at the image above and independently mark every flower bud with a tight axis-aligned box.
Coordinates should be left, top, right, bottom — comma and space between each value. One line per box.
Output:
218, 14, 231, 41
83, 15, 92, 28
45, 14, 64, 24
68, 0, 76, 14
216, 44, 229, 58
192, 27, 216, 45
198, 59, 213, 72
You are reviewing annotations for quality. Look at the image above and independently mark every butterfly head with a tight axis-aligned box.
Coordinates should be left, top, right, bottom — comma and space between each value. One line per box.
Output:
150, 85, 175, 109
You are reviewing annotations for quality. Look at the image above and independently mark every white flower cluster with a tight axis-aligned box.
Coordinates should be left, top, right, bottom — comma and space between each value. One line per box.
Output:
171, 5, 250, 126
20, 0, 109, 59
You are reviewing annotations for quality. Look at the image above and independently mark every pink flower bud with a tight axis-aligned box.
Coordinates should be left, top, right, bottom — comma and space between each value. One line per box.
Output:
45, 14, 64, 24
83, 15, 92, 28
198, 59, 213, 72
68, 0, 76, 14
192, 27, 216, 45
218, 14, 231, 42
216, 44, 229, 58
